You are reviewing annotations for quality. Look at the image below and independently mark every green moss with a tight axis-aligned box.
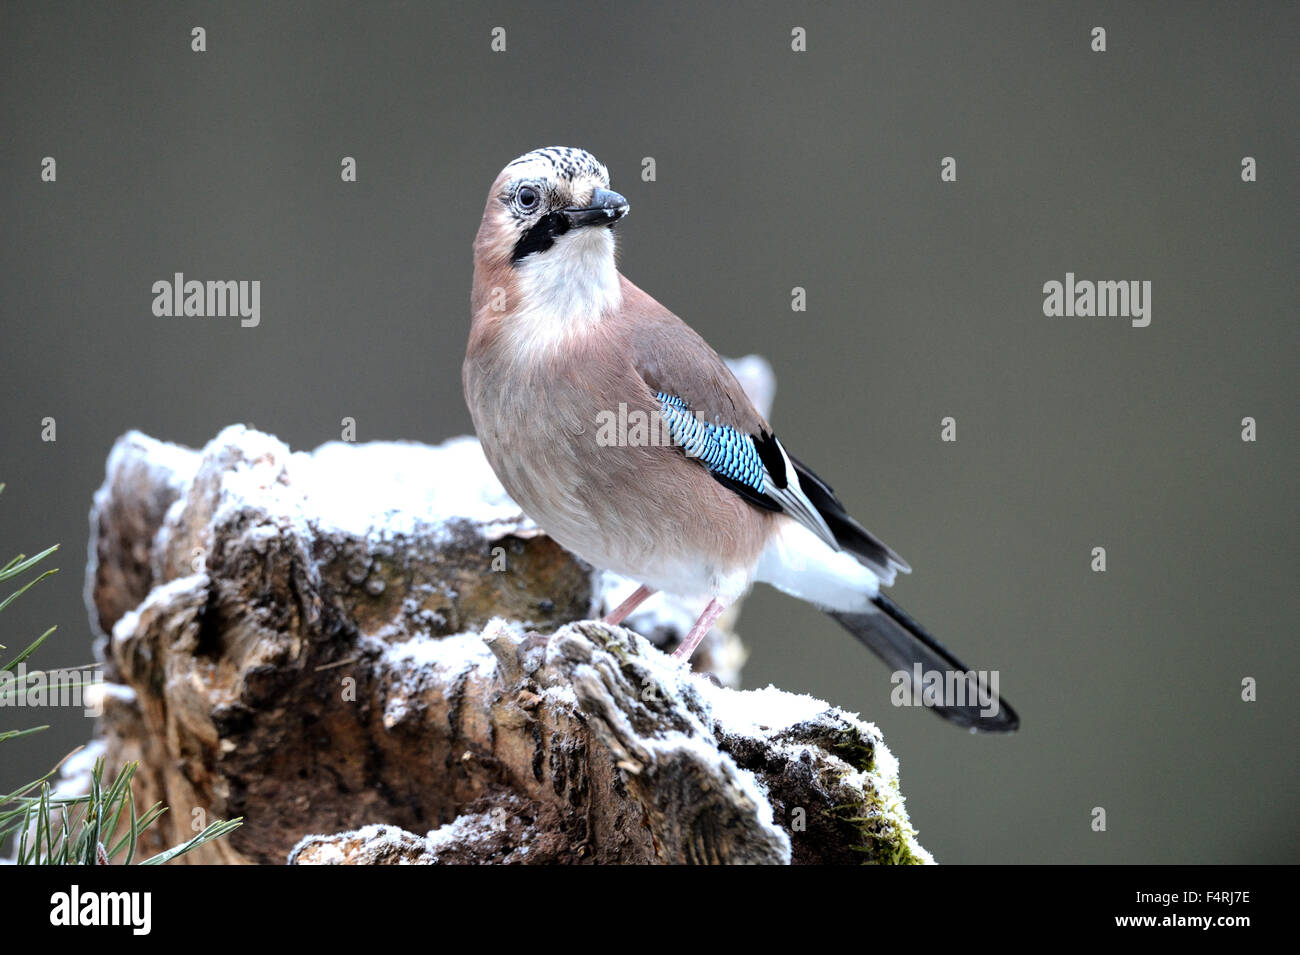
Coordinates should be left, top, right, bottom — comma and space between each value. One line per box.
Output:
827, 805, 925, 865
781, 722, 877, 774
823, 728, 877, 774
827, 783, 927, 865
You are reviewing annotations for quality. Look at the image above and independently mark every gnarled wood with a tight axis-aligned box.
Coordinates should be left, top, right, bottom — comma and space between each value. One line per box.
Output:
82, 425, 932, 864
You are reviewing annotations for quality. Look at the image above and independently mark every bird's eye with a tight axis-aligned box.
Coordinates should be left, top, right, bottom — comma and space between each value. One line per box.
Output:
516, 185, 540, 211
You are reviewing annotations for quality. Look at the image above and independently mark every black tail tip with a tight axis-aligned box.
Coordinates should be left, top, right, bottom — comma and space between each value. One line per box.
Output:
948, 699, 1020, 733
897, 676, 1020, 733
848, 596, 1021, 734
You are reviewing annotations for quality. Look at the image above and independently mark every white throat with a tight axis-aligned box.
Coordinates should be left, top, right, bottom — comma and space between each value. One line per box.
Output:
509, 228, 622, 353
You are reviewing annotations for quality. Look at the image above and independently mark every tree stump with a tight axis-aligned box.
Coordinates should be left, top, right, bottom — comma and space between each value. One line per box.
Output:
81, 425, 933, 864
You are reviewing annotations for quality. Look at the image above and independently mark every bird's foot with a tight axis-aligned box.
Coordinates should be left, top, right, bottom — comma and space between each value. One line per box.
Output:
602, 584, 656, 626
671, 597, 729, 663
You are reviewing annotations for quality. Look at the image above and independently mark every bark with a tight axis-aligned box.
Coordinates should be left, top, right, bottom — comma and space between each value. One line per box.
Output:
81, 424, 933, 865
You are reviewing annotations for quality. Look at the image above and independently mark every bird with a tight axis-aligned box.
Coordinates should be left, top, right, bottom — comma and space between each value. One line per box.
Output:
463, 146, 1017, 732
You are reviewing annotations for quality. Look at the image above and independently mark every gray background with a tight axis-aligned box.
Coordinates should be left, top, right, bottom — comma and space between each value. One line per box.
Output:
2, 1, 1296, 863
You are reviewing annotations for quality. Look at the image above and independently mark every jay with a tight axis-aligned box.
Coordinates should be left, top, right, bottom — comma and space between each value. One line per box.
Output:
463, 147, 1017, 731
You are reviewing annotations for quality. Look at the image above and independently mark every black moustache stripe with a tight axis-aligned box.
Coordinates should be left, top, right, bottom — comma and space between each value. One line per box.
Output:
510, 212, 570, 264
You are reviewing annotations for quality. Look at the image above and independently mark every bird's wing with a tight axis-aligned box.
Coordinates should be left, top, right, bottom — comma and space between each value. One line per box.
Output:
650, 388, 838, 549
622, 280, 907, 580
785, 453, 910, 579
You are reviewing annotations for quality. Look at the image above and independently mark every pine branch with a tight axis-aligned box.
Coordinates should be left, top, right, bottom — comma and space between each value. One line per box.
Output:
0, 483, 242, 863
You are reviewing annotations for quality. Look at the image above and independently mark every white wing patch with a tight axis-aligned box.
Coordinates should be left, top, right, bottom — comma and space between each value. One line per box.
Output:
762, 436, 838, 550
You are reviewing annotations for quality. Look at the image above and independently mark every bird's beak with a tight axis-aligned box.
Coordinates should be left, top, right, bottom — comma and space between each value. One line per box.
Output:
564, 188, 629, 228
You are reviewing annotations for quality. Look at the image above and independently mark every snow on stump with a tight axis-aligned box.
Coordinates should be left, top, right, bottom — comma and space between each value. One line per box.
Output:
82, 424, 934, 865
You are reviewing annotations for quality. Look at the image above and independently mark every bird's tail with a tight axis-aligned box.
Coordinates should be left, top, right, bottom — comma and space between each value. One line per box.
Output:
829, 594, 1019, 732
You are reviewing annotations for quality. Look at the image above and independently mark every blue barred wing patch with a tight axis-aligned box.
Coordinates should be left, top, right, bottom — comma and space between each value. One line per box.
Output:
656, 393, 765, 493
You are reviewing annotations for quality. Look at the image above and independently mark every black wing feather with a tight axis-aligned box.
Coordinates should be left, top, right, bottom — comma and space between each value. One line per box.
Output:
709, 472, 782, 512
788, 454, 911, 577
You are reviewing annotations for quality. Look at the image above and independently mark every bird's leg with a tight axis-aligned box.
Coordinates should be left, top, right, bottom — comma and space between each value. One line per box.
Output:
672, 597, 729, 662
602, 584, 656, 626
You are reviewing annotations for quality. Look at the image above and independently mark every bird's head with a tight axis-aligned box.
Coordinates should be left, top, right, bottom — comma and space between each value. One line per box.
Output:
472, 148, 630, 332
476, 146, 629, 268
